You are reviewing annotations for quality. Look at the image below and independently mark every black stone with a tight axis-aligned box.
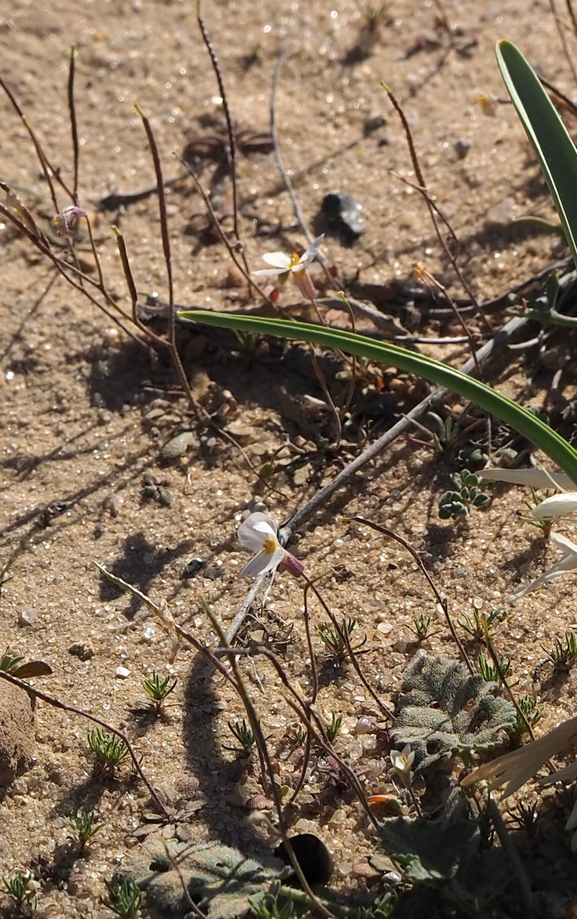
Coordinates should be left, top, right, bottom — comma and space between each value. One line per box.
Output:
321, 193, 366, 245
274, 833, 333, 887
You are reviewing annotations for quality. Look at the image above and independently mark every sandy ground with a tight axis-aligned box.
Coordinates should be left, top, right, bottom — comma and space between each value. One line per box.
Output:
2, 0, 577, 916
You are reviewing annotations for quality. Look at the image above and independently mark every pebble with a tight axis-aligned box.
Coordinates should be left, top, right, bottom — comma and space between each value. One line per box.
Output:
18, 608, 38, 626
354, 716, 373, 735
160, 431, 194, 460
115, 666, 131, 679
321, 193, 366, 245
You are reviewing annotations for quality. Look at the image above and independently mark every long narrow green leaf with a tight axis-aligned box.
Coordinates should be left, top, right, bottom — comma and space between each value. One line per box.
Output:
496, 40, 577, 267
179, 309, 577, 484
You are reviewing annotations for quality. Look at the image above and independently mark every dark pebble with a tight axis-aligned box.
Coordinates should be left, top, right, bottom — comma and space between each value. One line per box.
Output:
274, 833, 333, 887
182, 559, 204, 578
321, 193, 366, 245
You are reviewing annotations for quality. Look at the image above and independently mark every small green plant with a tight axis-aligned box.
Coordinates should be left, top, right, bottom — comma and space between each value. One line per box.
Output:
356, 892, 397, 919
103, 877, 142, 918
477, 652, 511, 684
0, 570, 12, 593
438, 469, 490, 520
141, 671, 177, 713
225, 718, 257, 755
0, 649, 24, 672
88, 728, 129, 775
294, 726, 307, 746
69, 809, 101, 850
507, 801, 540, 841
543, 631, 577, 669
251, 890, 295, 919
523, 488, 555, 534
3, 869, 38, 914
409, 613, 432, 641
317, 617, 367, 662
514, 695, 543, 734
458, 604, 506, 641
327, 712, 343, 742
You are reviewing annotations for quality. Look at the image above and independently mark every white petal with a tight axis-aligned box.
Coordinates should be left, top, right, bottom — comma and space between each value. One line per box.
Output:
551, 531, 577, 556
253, 267, 287, 278
239, 545, 285, 578
532, 493, 577, 519
508, 546, 577, 600
480, 468, 574, 489
262, 251, 291, 269
237, 512, 278, 551
296, 234, 325, 269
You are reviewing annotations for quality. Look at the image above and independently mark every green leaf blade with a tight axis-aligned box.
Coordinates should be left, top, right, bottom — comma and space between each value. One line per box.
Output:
496, 40, 577, 266
180, 309, 577, 484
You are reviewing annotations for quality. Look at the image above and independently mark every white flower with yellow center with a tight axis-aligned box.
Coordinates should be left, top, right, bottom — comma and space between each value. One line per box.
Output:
254, 235, 324, 299
237, 512, 304, 579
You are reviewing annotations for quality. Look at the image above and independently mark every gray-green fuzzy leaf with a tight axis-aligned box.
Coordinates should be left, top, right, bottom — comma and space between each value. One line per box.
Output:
391, 655, 516, 769
135, 841, 283, 919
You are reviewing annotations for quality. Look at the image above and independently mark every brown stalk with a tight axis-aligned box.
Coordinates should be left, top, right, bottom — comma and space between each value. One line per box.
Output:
383, 82, 493, 334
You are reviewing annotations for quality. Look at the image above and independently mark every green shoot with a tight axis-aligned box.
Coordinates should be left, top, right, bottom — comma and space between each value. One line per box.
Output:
543, 631, 577, 669
478, 652, 511, 685
514, 695, 543, 735
225, 718, 256, 755
507, 801, 540, 841
0, 649, 24, 672
69, 809, 101, 850
409, 613, 432, 641
317, 617, 367, 662
3, 869, 38, 913
327, 712, 343, 742
103, 877, 142, 918
179, 310, 577, 487
458, 605, 506, 641
88, 729, 129, 776
252, 890, 295, 919
141, 672, 177, 713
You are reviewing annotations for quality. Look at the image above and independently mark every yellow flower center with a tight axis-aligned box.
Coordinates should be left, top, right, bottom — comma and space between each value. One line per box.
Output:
263, 536, 278, 555
288, 253, 301, 270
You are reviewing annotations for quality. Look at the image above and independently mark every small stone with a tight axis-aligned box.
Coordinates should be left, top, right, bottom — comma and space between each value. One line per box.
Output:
182, 559, 204, 578
354, 716, 373, 735
158, 488, 173, 507
160, 431, 195, 460
18, 608, 38, 626
115, 666, 131, 679
245, 794, 274, 811
69, 643, 94, 661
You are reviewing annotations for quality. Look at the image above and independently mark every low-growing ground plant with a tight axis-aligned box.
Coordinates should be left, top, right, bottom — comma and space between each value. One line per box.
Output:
68, 809, 101, 852
103, 876, 142, 918
141, 671, 178, 714
88, 729, 130, 777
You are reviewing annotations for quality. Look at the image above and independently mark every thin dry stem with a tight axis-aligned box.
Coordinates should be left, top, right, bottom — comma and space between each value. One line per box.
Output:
0, 670, 170, 819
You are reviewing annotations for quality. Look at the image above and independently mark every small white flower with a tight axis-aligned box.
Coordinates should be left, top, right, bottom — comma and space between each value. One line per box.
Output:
254, 235, 324, 299
509, 531, 577, 600
237, 512, 304, 579
390, 745, 415, 788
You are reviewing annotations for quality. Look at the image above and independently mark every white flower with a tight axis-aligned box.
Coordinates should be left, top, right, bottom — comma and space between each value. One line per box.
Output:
390, 745, 415, 788
480, 467, 577, 521
509, 531, 577, 600
237, 512, 304, 579
254, 235, 324, 299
